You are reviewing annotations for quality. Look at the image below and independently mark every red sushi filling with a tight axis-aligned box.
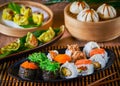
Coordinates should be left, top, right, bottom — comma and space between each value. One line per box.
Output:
90, 48, 105, 57
77, 66, 87, 73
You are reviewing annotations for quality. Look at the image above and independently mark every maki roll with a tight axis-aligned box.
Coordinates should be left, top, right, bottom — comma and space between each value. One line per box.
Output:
18, 61, 40, 80
2, 8, 14, 20
20, 6, 32, 18
53, 54, 71, 64
47, 50, 59, 61
90, 48, 109, 63
32, 12, 44, 25
39, 59, 60, 80
13, 14, 29, 25
60, 62, 78, 79
89, 54, 106, 69
65, 44, 86, 62
75, 59, 94, 76
83, 41, 100, 57
25, 32, 38, 49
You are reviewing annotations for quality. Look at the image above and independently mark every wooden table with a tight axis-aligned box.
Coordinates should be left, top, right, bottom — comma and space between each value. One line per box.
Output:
0, 1, 120, 86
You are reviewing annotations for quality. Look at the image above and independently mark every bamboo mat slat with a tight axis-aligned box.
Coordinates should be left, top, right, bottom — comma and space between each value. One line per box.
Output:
0, 45, 120, 86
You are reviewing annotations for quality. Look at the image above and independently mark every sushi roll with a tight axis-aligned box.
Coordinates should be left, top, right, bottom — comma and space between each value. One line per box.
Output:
47, 50, 59, 61
75, 59, 94, 76
53, 54, 71, 64
18, 61, 40, 80
25, 32, 38, 49
89, 54, 106, 69
60, 62, 78, 79
71, 51, 86, 62
70, 1, 89, 14
65, 44, 80, 56
90, 48, 109, 63
2, 8, 14, 20
83, 41, 100, 57
39, 59, 60, 80
65, 44, 86, 62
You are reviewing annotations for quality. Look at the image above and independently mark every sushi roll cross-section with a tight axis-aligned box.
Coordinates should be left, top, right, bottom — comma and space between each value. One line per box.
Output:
60, 62, 78, 79
75, 59, 94, 76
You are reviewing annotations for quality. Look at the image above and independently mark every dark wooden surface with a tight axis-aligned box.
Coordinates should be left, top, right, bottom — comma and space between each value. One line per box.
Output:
0, 1, 120, 86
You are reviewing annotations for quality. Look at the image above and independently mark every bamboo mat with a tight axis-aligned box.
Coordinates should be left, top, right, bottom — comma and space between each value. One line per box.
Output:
0, 45, 120, 86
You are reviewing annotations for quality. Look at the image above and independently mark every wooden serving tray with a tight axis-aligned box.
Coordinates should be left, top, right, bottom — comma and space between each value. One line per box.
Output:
64, 3, 120, 42
0, 1, 53, 37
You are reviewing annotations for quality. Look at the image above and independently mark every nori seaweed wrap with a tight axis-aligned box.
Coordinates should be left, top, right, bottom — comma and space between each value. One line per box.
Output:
18, 61, 41, 80
39, 59, 60, 80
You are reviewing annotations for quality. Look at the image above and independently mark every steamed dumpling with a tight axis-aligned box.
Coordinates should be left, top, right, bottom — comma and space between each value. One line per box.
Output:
97, 3, 117, 19
77, 8, 99, 22
70, 1, 89, 14
2, 8, 14, 20
37, 27, 55, 43
32, 12, 44, 25
25, 32, 38, 49
13, 14, 29, 25
20, 6, 32, 18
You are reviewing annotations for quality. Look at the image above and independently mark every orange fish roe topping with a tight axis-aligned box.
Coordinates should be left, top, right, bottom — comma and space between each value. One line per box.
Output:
21, 61, 38, 69
75, 59, 92, 65
54, 54, 71, 64
90, 48, 105, 57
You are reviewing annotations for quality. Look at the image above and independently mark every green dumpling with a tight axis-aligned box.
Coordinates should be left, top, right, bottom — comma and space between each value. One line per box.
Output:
2, 8, 14, 20
13, 14, 29, 25
25, 32, 38, 49
32, 12, 43, 25
20, 6, 32, 18
1, 39, 20, 54
37, 27, 55, 43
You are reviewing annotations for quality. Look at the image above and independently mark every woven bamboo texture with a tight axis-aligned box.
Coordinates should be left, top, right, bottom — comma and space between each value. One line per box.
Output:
0, 45, 120, 86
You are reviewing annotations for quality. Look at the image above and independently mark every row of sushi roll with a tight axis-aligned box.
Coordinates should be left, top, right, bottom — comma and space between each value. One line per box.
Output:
18, 41, 110, 80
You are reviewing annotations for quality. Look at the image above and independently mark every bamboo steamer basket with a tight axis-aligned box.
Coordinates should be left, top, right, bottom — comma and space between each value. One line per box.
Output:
0, 1, 53, 37
64, 3, 120, 42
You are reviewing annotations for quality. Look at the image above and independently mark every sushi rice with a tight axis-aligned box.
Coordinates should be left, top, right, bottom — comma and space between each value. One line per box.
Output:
60, 62, 78, 79
83, 41, 100, 57
89, 54, 106, 68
